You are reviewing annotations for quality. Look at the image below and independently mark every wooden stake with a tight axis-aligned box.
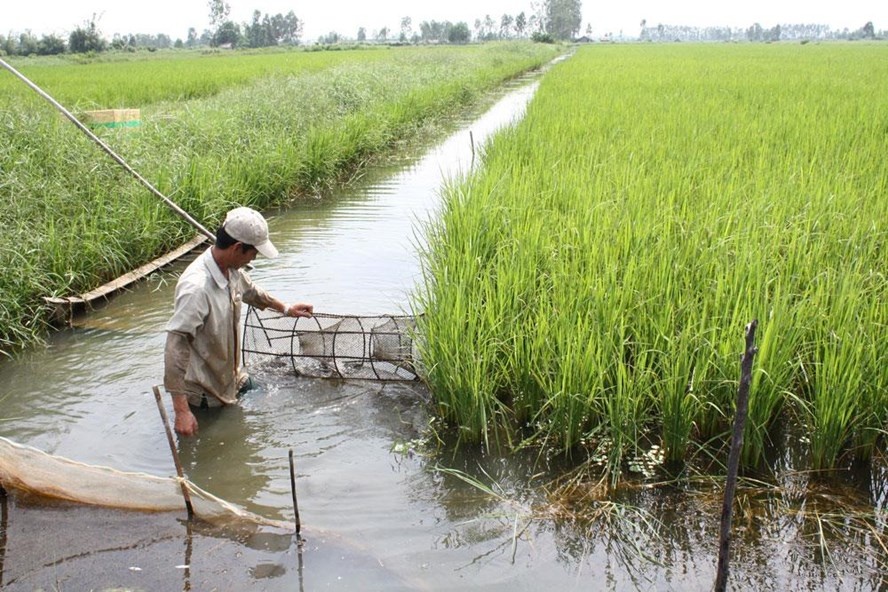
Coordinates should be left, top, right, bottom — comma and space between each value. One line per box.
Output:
153, 385, 194, 519
289, 449, 302, 541
714, 320, 759, 592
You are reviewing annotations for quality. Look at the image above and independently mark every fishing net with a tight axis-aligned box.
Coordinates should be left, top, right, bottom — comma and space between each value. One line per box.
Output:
0, 437, 290, 534
242, 307, 422, 381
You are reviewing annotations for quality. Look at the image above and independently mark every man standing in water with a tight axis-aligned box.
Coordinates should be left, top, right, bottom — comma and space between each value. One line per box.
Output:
164, 206, 313, 436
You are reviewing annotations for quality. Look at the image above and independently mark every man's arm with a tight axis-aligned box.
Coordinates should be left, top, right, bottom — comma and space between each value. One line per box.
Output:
164, 331, 199, 436
241, 277, 313, 318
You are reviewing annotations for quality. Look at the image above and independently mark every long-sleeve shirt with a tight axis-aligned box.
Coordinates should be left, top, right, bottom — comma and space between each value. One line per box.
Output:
164, 247, 277, 406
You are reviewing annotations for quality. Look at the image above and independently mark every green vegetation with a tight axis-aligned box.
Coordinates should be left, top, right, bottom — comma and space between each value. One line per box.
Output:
0, 42, 563, 353
414, 43, 887, 478
0, 48, 394, 107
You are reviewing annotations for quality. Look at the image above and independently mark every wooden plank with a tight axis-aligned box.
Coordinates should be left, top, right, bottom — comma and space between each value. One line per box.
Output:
44, 234, 208, 324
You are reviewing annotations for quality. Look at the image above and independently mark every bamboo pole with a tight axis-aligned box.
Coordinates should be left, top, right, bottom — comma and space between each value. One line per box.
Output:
714, 320, 759, 592
0, 57, 214, 242
152, 385, 195, 519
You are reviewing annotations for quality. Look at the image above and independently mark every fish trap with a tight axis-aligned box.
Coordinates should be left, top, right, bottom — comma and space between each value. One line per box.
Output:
242, 307, 421, 381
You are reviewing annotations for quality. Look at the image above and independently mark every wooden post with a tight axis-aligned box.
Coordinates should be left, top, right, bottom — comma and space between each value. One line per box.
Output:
714, 320, 758, 592
469, 130, 475, 169
152, 385, 195, 519
289, 449, 302, 542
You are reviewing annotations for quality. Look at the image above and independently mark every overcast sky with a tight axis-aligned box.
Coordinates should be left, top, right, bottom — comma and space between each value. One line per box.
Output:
4, 0, 885, 42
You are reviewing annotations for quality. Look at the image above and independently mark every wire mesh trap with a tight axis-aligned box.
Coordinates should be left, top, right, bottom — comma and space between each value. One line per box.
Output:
242, 307, 422, 381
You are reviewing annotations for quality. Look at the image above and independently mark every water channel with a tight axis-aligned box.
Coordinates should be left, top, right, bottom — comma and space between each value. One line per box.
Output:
1, 70, 886, 591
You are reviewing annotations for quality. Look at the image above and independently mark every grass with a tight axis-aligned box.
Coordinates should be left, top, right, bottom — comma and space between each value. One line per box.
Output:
413, 42, 888, 478
0, 42, 564, 353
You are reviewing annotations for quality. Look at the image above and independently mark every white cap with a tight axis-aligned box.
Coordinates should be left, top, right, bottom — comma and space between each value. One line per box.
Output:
222, 207, 279, 258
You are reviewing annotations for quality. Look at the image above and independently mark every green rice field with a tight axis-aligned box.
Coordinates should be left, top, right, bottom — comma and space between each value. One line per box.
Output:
414, 43, 888, 477
0, 42, 562, 351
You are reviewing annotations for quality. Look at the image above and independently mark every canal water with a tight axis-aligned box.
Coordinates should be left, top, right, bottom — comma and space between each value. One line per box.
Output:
1, 71, 885, 591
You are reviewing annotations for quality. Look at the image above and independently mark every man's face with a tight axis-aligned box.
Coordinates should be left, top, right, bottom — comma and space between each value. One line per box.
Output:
232, 244, 258, 268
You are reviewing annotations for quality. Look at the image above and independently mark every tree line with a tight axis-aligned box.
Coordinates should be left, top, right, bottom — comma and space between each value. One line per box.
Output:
638, 21, 882, 43
1, 0, 585, 56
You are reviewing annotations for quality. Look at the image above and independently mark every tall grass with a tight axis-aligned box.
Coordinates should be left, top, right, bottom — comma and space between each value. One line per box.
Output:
414, 43, 888, 477
0, 42, 563, 353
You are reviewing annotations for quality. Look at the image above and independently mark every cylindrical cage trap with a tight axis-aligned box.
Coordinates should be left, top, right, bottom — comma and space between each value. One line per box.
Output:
242, 307, 422, 381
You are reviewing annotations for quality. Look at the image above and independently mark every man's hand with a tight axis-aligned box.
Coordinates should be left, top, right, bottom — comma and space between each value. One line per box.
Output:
285, 302, 314, 318
172, 394, 199, 436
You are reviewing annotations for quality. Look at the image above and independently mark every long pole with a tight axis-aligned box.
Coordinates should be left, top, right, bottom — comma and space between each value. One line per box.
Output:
714, 320, 759, 592
153, 385, 195, 519
0, 57, 214, 242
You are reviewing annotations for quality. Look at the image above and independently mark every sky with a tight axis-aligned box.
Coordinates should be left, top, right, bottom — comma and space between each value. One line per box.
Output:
3, 0, 885, 42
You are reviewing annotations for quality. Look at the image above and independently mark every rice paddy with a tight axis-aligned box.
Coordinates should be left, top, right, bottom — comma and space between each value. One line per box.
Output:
414, 42, 888, 477
0, 42, 562, 352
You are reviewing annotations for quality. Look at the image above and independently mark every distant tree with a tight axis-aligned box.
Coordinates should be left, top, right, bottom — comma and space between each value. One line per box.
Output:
109, 33, 128, 50
746, 22, 764, 42
862, 21, 875, 38
420, 20, 448, 43
16, 32, 40, 56
212, 20, 241, 47
417, 19, 472, 43
357, 27, 367, 42
318, 31, 341, 44
245, 10, 267, 47
544, 0, 582, 39
187, 27, 199, 48
279, 11, 303, 45
207, 0, 230, 28
484, 14, 495, 39
501, 14, 514, 38
400, 16, 412, 42
155, 34, 172, 49
448, 21, 471, 44
242, 11, 302, 47
207, 0, 236, 46
528, 13, 541, 35
515, 12, 527, 37
69, 16, 107, 53
377, 27, 389, 42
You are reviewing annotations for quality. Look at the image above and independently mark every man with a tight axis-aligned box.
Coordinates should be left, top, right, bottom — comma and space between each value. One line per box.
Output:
164, 206, 313, 436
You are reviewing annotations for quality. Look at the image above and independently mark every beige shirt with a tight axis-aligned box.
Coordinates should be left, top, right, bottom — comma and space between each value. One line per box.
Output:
164, 248, 276, 406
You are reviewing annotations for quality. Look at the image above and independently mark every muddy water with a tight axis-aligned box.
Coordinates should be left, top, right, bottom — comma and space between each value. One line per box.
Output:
1, 74, 886, 591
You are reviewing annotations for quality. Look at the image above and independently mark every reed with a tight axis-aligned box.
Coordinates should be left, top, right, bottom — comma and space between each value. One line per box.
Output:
0, 43, 563, 352
414, 43, 888, 478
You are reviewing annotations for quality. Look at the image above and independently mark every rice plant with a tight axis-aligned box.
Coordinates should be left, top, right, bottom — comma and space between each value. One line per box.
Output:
414, 43, 888, 479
